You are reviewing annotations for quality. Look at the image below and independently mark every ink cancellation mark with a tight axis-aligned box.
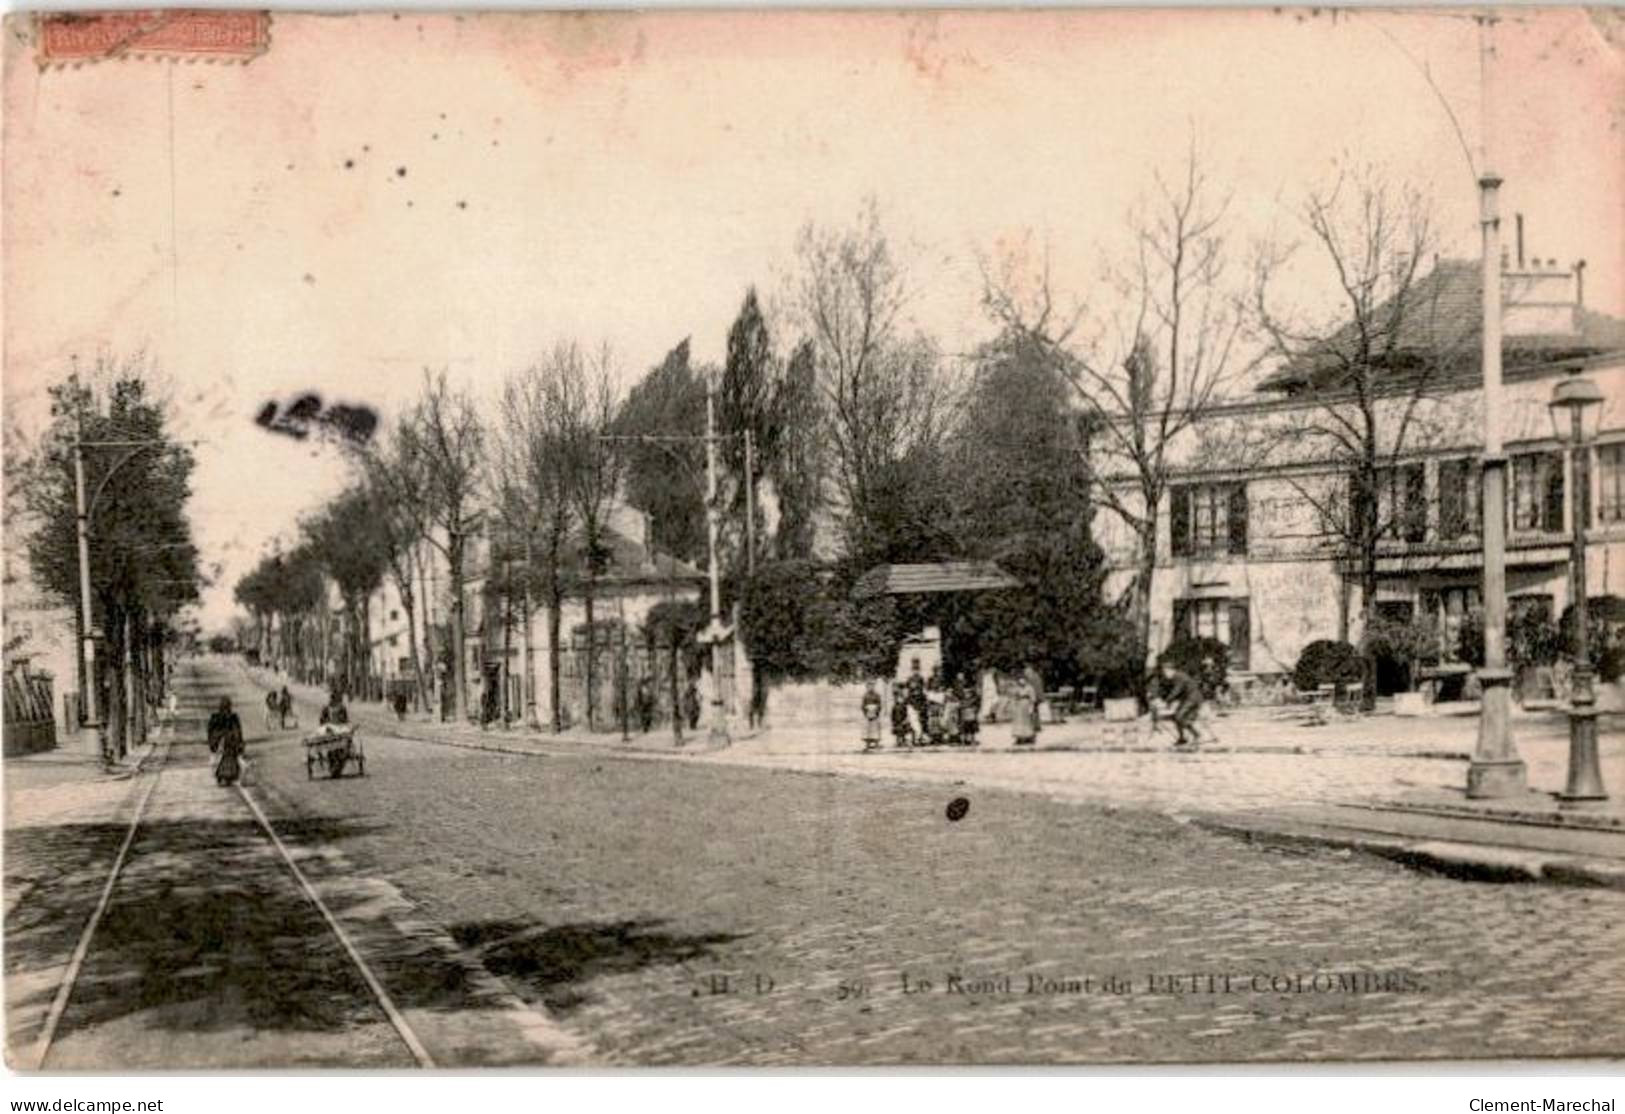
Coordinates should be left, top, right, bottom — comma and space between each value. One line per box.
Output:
35, 11, 270, 67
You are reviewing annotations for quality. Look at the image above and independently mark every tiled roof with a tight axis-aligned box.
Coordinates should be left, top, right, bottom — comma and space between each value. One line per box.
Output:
852, 561, 1021, 598
1259, 260, 1625, 393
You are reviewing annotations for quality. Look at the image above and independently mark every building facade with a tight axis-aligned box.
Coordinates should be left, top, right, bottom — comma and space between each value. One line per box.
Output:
1097, 259, 1625, 694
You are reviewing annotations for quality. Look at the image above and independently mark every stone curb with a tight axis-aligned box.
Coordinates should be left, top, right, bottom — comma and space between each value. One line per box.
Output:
1351, 799, 1625, 833
1190, 815, 1625, 892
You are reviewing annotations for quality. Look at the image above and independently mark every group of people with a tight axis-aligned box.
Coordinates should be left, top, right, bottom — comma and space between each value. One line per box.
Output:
862, 662, 995, 751
857, 658, 1213, 752
262, 686, 293, 730
619, 675, 704, 735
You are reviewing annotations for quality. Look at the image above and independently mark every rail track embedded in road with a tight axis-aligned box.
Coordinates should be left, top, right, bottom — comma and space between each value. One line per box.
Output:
26, 681, 436, 1071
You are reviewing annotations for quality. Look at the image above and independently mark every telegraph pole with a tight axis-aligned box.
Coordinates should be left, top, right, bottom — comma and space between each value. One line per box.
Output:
1467, 12, 1526, 797
73, 400, 100, 739
704, 372, 730, 745
744, 428, 757, 575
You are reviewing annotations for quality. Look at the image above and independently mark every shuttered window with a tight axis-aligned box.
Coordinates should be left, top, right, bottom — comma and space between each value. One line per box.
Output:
1227, 600, 1251, 671
1170, 487, 1191, 556
1512, 452, 1564, 533
1600, 444, 1625, 524
1374, 463, 1427, 542
1169, 482, 1247, 558
1438, 458, 1482, 540
1171, 596, 1251, 671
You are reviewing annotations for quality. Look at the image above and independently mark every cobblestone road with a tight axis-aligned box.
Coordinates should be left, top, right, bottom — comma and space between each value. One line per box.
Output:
232, 671, 1625, 1065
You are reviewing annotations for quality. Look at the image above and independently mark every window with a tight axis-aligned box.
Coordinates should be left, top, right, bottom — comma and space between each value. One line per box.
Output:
1171, 597, 1251, 671
1375, 600, 1415, 625
1438, 458, 1482, 540
390, 609, 400, 621
1170, 483, 1248, 557
1598, 444, 1625, 525
1422, 586, 1481, 662
1375, 463, 1427, 542
1511, 451, 1564, 533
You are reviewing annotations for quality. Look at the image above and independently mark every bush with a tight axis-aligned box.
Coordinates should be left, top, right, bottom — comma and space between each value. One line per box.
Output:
738, 559, 904, 684
1158, 636, 1229, 700
1075, 611, 1147, 700
1508, 608, 1562, 670
1560, 596, 1625, 683
1292, 639, 1365, 693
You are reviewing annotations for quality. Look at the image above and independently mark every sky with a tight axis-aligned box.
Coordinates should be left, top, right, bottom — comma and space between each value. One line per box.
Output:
3, 6, 1621, 631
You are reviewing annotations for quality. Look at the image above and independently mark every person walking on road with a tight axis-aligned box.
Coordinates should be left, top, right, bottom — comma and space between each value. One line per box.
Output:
278, 686, 292, 729
263, 690, 278, 732
1152, 659, 1206, 749
209, 698, 246, 786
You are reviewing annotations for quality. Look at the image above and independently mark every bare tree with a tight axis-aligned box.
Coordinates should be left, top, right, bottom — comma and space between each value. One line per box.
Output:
550, 342, 623, 730
491, 353, 576, 732
789, 199, 958, 562
1253, 168, 1461, 699
984, 146, 1252, 655
357, 421, 434, 712
401, 370, 484, 722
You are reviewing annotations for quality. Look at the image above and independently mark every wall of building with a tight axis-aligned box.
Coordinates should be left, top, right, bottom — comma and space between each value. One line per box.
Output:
1100, 357, 1625, 681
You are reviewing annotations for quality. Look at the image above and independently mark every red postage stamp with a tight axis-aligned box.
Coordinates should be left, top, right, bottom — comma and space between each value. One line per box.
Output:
35, 10, 270, 65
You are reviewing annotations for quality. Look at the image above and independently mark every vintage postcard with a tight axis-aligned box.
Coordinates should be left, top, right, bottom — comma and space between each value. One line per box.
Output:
2, 6, 1622, 1071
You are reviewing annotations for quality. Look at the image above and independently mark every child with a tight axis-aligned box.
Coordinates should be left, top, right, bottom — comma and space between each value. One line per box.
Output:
860, 680, 884, 752
890, 681, 913, 747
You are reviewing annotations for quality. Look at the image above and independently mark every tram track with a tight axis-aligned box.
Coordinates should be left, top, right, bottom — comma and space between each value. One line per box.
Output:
25, 679, 436, 1071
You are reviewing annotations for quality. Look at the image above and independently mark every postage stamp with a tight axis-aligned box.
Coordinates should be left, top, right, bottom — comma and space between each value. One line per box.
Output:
34, 10, 270, 66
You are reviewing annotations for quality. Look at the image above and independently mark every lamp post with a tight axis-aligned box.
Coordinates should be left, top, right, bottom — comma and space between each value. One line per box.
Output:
1549, 371, 1607, 805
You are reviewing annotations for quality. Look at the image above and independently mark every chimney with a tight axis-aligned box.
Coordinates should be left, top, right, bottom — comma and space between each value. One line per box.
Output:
1575, 259, 1586, 308
1515, 213, 1524, 268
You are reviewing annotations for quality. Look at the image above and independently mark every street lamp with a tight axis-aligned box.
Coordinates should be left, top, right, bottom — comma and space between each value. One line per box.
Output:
1548, 370, 1607, 805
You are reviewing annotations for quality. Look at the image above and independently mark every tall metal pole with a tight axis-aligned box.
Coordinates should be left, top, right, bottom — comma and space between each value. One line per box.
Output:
1467, 13, 1525, 798
1560, 402, 1605, 803
704, 372, 729, 745
521, 535, 537, 728
744, 428, 757, 576
73, 408, 100, 736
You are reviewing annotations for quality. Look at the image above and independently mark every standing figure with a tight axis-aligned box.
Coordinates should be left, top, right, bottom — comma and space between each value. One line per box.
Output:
263, 689, 279, 732
890, 681, 913, 747
636, 675, 656, 734
1009, 672, 1039, 747
860, 680, 884, 752
940, 681, 961, 746
683, 676, 702, 732
957, 672, 981, 746
905, 661, 928, 742
278, 686, 293, 729
209, 698, 245, 786
392, 688, 409, 721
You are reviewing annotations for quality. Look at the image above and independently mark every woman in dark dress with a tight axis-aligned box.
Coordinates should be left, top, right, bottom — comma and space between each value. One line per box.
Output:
208, 698, 245, 786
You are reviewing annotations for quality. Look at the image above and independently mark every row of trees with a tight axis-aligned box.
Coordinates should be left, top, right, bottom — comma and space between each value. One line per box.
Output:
240, 152, 1477, 717
18, 363, 203, 758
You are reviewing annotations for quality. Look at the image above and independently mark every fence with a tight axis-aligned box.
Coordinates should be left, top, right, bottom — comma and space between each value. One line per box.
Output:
4, 668, 57, 756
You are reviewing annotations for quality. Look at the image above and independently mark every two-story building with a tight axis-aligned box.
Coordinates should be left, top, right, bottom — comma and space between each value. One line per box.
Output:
1098, 257, 1625, 693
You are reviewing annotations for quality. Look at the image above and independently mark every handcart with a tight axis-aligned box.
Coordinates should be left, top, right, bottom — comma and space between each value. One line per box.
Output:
304, 725, 365, 779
